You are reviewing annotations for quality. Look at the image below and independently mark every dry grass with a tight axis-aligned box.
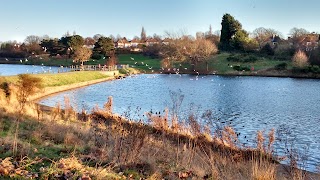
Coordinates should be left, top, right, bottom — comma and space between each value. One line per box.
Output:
0, 83, 318, 179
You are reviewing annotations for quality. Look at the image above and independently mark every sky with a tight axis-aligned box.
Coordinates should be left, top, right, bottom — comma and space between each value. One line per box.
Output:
1, 0, 320, 42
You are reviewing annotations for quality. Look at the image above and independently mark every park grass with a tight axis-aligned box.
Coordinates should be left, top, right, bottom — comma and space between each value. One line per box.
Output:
3, 71, 109, 87
117, 54, 161, 72
195, 53, 293, 74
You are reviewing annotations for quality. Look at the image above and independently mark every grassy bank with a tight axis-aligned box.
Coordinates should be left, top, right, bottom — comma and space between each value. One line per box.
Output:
3, 71, 110, 87
1, 72, 319, 179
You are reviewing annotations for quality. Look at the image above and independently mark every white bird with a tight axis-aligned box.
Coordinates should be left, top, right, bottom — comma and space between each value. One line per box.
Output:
141, 62, 144, 65
134, 62, 137, 64
130, 57, 134, 60
145, 64, 148, 66
103, 56, 106, 59
148, 67, 152, 69
25, 58, 28, 62
20, 59, 23, 63
5, 58, 8, 61
184, 67, 187, 70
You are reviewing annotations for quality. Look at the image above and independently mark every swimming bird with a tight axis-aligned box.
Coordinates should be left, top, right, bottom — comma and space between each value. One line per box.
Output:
130, 57, 134, 60
20, 59, 23, 63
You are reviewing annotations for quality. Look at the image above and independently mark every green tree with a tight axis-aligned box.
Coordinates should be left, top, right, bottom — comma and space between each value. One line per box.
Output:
40, 38, 65, 56
93, 37, 114, 57
231, 29, 248, 51
141, 27, 147, 41
219, 13, 242, 51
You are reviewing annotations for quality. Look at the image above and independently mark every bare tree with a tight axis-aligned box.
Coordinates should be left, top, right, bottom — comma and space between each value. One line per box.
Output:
252, 27, 280, 50
84, 37, 95, 46
196, 32, 205, 39
289, 27, 310, 45
289, 28, 309, 38
93, 34, 104, 41
160, 32, 218, 71
72, 47, 92, 66
24, 35, 41, 45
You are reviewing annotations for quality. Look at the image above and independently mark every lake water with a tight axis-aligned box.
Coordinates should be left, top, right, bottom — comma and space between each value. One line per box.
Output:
0, 64, 69, 76
39, 74, 320, 172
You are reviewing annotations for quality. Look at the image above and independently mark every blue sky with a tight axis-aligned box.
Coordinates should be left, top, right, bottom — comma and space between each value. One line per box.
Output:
1, 0, 320, 42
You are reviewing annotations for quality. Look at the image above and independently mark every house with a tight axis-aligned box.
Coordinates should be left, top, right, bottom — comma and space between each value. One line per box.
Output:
288, 33, 319, 51
299, 34, 319, 51
130, 38, 141, 47
145, 38, 160, 46
162, 38, 171, 45
115, 37, 131, 48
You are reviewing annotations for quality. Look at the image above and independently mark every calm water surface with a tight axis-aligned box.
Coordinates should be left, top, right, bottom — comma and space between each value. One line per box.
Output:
40, 74, 320, 172
0, 64, 69, 76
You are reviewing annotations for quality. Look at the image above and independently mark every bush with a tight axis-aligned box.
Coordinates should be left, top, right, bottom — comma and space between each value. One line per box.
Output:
227, 56, 241, 62
260, 43, 275, 56
292, 50, 309, 68
91, 53, 104, 60
227, 54, 258, 63
233, 65, 250, 71
243, 55, 258, 63
309, 65, 320, 74
274, 63, 287, 70
309, 49, 320, 66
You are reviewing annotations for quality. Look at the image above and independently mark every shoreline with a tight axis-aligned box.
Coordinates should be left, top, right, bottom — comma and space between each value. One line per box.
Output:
31, 73, 118, 102
8, 70, 319, 177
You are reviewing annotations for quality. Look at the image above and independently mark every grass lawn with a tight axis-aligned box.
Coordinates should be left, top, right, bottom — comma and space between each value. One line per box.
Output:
17, 52, 294, 75
3, 71, 109, 87
117, 54, 161, 72
195, 53, 292, 74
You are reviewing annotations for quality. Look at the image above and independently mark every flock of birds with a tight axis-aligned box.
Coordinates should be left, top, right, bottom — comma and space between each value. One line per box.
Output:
128, 57, 223, 82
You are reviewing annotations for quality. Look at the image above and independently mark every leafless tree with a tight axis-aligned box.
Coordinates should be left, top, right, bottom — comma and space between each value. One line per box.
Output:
160, 32, 218, 71
252, 27, 280, 50
93, 34, 104, 41
72, 47, 92, 66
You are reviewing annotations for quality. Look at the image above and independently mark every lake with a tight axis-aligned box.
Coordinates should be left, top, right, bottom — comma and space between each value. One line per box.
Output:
39, 74, 320, 172
0, 64, 69, 76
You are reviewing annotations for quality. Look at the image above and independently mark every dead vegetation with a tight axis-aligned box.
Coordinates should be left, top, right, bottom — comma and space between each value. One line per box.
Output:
0, 77, 319, 179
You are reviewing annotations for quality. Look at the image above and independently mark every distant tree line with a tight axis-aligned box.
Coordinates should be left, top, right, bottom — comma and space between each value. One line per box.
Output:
1, 13, 320, 70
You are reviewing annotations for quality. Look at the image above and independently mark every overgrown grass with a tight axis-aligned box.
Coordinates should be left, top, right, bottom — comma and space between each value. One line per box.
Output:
3, 71, 109, 87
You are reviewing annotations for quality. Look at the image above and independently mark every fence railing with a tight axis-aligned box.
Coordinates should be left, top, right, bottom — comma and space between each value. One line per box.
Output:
69, 64, 129, 71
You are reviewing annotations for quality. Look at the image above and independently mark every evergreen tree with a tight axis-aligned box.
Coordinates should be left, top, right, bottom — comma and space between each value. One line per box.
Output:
93, 37, 114, 57
141, 27, 147, 41
219, 13, 242, 51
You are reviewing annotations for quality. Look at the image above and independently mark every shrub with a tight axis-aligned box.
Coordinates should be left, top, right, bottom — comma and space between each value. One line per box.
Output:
227, 56, 240, 62
292, 50, 309, 68
233, 65, 250, 71
274, 63, 287, 70
91, 53, 104, 60
260, 43, 275, 56
309, 65, 320, 74
309, 49, 320, 66
227, 54, 258, 63
243, 55, 258, 62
